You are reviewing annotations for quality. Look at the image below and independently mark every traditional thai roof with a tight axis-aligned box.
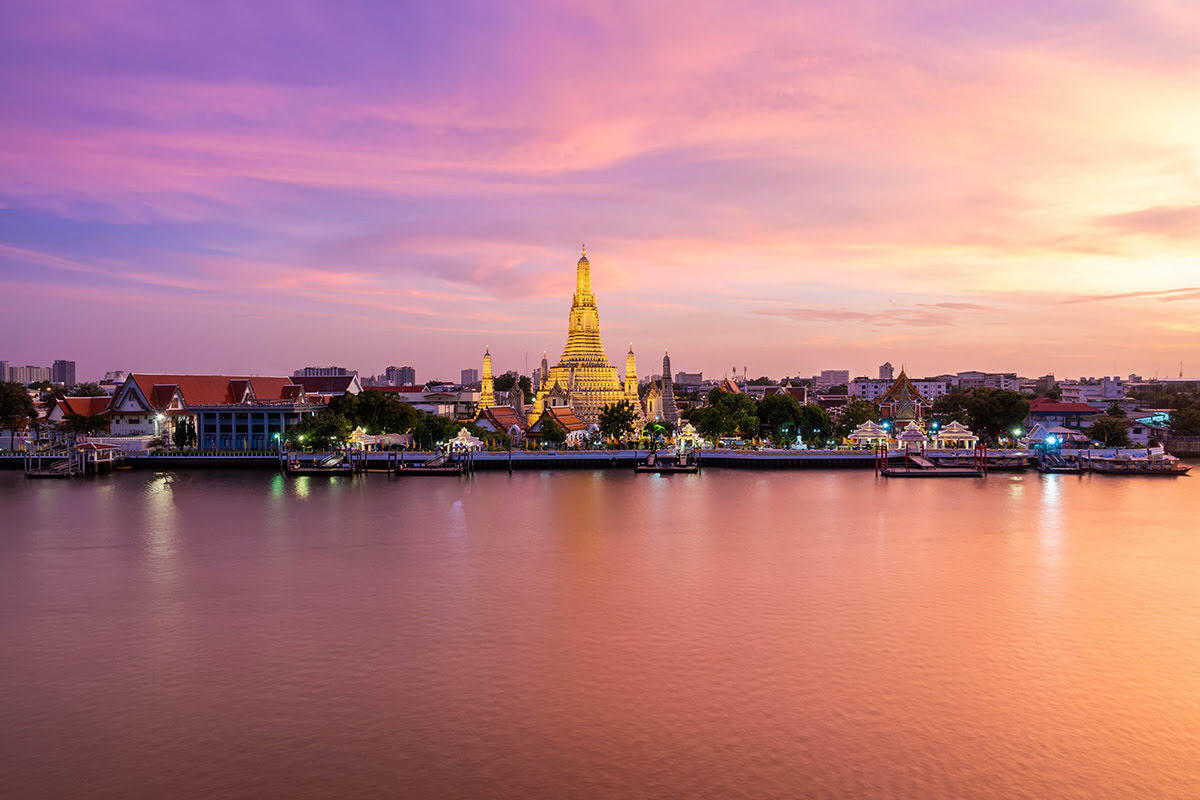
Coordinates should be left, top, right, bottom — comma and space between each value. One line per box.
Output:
125, 374, 302, 409
880, 370, 927, 421
896, 421, 928, 442
847, 421, 889, 443
54, 396, 111, 417
541, 405, 586, 432
478, 406, 528, 433
935, 420, 977, 439
720, 377, 742, 394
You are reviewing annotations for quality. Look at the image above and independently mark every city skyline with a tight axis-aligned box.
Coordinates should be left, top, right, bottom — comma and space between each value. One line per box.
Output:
3, 2, 1200, 380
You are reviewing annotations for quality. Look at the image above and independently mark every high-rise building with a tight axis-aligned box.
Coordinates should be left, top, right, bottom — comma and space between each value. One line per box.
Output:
529, 247, 627, 424
293, 366, 353, 378
814, 370, 850, 390
461, 368, 480, 385
879, 362, 894, 381
674, 371, 703, 387
0, 360, 8, 381
52, 359, 76, 385
398, 366, 416, 386
9, 365, 51, 384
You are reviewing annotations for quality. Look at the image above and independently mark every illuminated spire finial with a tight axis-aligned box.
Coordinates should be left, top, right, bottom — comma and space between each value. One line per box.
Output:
581, 243, 586, 258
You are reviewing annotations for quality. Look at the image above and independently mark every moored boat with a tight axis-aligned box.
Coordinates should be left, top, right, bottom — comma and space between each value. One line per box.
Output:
1086, 450, 1190, 475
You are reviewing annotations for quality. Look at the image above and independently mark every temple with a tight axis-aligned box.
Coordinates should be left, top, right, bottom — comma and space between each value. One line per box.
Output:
878, 369, 929, 429
530, 247, 628, 425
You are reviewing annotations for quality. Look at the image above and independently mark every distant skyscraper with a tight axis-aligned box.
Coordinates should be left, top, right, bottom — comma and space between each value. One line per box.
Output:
52, 359, 76, 385
0, 360, 8, 381
675, 371, 702, 387
9, 365, 50, 384
398, 366, 416, 386
814, 369, 850, 390
461, 368, 480, 385
879, 362, 894, 381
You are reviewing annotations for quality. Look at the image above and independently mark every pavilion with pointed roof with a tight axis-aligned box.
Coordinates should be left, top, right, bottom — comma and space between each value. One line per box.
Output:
931, 420, 978, 450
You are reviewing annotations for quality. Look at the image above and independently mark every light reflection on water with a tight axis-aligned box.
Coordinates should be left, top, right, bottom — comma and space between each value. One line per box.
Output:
1, 467, 1199, 800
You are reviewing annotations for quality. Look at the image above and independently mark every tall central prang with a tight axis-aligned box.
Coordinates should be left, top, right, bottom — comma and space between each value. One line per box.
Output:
531, 246, 628, 425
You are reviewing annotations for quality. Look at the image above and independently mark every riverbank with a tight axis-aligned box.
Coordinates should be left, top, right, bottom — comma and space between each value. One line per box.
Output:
2, 447, 1173, 473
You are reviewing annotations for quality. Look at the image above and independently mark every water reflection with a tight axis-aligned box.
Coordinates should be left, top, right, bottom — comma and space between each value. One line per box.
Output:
1, 468, 1199, 800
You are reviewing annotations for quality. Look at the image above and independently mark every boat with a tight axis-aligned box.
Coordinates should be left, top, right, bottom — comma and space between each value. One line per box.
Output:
635, 450, 700, 474
1086, 450, 1190, 476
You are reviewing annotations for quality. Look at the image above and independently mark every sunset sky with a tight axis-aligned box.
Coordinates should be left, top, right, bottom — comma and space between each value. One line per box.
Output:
2, 0, 1199, 382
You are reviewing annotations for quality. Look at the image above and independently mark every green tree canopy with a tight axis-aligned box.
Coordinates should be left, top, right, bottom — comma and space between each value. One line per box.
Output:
690, 388, 760, 439
63, 412, 110, 436
758, 392, 803, 439
0, 382, 37, 434
598, 400, 638, 442
286, 413, 353, 450
1168, 408, 1200, 437
1106, 402, 1126, 418
835, 398, 882, 439
69, 382, 106, 397
1087, 416, 1132, 448
796, 403, 834, 447
540, 417, 567, 446
492, 373, 534, 403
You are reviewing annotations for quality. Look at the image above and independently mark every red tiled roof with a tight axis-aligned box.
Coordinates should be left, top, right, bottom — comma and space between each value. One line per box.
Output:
128, 374, 299, 409
150, 385, 178, 409
480, 406, 528, 431
56, 396, 111, 417
1028, 400, 1098, 414
544, 406, 586, 432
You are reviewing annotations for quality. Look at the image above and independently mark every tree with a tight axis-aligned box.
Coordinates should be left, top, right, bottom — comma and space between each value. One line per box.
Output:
835, 398, 881, 439
540, 417, 567, 447
964, 389, 1030, 443
69, 382, 106, 397
598, 401, 638, 442
1106, 401, 1126, 418
758, 392, 803, 442
931, 390, 972, 426
1088, 416, 1132, 448
285, 413, 353, 450
0, 382, 37, 442
825, 383, 848, 395
63, 412, 110, 437
747, 376, 774, 386
690, 387, 760, 440
1169, 408, 1200, 437
1045, 383, 1063, 401
796, 403, 834, 447
173, 417, 197, 449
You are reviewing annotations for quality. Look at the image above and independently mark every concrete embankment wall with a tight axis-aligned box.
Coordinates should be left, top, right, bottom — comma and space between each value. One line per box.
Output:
1166, 437, 1200, 457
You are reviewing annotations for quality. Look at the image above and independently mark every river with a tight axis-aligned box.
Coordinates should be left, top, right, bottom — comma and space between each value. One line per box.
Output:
2, 468, 1198, 799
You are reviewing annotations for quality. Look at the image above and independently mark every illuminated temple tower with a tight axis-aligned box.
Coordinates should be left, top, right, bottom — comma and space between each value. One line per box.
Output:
479, 347, 495, 410
531, 246, 627, 425
625, 345, 639, 401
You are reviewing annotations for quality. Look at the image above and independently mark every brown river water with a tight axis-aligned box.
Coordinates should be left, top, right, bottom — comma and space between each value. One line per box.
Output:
2, 467, 1199, 799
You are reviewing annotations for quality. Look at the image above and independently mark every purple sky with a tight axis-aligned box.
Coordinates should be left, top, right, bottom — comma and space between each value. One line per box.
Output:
2, 0, 1199, 382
